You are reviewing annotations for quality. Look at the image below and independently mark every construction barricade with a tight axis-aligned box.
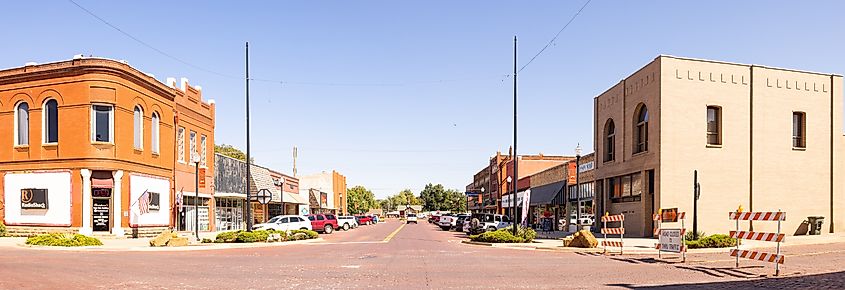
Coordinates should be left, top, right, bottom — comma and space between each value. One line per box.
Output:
601, 213, 625, 254
729, 210, 786, 276
653, 210, 687, 262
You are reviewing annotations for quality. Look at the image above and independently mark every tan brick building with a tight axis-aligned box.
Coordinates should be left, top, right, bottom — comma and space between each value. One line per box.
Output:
594, 55, 843, 237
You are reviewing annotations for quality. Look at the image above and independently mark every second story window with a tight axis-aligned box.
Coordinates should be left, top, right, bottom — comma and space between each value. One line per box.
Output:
91, 105, 113, 143
190, 130, 197, 165
133, 106, 144, 150
793, 112, 806, 148
604, 119, 615, 162
177, 127, 186, 162
634, 104, 648, 153
200, 134, 207, 167
43, 99, 58, 144
707, 106, 722, 146
15, 102, 29, 146
151, 112, 160, 154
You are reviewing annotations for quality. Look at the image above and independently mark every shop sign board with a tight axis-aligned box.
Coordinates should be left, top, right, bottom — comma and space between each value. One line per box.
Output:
198, 168, 206, 188
658, 229, 684, 253
21, 189, 49, 209
255, 189, 272, 204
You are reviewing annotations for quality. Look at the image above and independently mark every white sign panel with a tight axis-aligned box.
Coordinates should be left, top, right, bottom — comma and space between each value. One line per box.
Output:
658, 229, 684, 253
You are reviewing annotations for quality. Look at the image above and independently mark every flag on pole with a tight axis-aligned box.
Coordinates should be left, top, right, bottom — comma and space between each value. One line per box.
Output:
138, 190, 151, 215
176, 188, 184, 211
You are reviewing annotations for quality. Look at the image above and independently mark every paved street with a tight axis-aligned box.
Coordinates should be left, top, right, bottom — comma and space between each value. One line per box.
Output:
1, 220, 844, 289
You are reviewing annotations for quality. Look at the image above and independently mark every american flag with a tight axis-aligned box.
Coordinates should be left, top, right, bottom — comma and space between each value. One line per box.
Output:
138, 190, 151, 215
176, 188, 184, 211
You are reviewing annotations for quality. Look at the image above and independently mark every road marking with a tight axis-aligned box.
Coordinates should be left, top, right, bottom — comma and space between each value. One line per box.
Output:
341, 265, 360, 269
383, 224, 406, 242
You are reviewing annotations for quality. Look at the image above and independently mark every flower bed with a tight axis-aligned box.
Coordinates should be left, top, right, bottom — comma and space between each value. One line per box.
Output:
25, 233, 103, 247
213, 229, 319, 243
469, 227, 536, 243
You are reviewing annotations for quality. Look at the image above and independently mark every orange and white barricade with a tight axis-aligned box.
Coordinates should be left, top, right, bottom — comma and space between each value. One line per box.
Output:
729, 210, 786, 276
653, 211, 687, 262
601, 213, 625, 254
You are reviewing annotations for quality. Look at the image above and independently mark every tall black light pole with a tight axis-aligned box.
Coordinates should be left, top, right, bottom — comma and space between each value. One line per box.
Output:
575, 144, 582, 232
512, 36, 519, 236
693, 170, 700, 240
245, 42, 253, 232
193, 154, 200, 241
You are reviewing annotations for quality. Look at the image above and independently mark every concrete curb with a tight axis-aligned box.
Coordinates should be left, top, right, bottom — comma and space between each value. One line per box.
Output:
461, 239, 752, 255
15, 238, 325, 252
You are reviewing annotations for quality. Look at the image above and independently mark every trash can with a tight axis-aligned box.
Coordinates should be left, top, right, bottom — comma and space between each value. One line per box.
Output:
807, 216, 825, 235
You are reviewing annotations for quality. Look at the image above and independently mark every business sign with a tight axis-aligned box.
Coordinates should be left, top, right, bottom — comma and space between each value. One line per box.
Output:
658, 229, 684, 253
567, 162, 577, 184
254, 189, 272, 204
320, 192, 328, 208
21, 189, 48, 209
93, 188, 111, 198
198, 168, 207, 188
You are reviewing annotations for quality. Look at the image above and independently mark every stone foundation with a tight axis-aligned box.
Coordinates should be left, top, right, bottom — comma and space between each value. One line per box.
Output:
128, 227, 170, 239
5, 226, 78, 237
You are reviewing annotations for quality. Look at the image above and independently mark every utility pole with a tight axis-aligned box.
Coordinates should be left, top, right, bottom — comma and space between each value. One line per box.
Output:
512, 36, 519, 236
693, 170, 700, 240
245, 42, 253, 232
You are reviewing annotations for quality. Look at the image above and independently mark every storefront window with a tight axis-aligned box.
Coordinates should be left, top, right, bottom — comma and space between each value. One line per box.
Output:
608, 173, 644, 203
215, 198, 245, 231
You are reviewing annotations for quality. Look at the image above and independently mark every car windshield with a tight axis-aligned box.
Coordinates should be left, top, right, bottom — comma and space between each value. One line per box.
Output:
408, 214, 416, 217
267, 216, 281, 223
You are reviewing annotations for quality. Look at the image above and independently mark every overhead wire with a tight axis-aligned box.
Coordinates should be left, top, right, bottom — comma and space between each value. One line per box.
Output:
518, 0, 592, 73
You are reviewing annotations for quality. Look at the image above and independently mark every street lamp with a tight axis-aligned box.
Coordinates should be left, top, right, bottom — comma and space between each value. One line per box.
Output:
507, 175, 515, 234
191, 152, 201, 241
277, 178, 285, 215
575, 143, 582, 232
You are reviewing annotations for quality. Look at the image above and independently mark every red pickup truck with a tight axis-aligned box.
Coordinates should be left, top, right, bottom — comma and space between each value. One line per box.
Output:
355, 215, 374, 225
307, 214, 338, 234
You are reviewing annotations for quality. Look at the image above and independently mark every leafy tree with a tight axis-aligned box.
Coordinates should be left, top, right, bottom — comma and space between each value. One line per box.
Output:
347, 186, 377, 214
214, 144, 254, 163
420, 183, 465, 212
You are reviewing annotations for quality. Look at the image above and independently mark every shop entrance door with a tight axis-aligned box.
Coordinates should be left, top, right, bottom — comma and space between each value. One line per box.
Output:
92, 198, 111, 232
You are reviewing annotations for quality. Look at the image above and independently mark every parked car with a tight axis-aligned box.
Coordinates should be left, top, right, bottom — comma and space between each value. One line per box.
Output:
467, 213, 513, 234
307, 214, 339, 234
337, 215, 358, 231
252, 215, 312, 232
438, 214, 459, 230
355, 215, 374, 225
453, 214, 471, 231
406, 213, 418, 224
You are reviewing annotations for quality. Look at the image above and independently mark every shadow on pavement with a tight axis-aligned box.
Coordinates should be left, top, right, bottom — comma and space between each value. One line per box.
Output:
607, 270, 844, 289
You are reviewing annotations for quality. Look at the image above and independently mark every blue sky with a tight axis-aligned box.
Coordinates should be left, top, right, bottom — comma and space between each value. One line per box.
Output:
3, 1, 844, 198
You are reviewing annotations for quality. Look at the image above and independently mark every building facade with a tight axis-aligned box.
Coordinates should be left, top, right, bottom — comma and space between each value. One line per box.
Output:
298, 170, 348, 215
0, 57, 214, 237
594, 55, 844, 237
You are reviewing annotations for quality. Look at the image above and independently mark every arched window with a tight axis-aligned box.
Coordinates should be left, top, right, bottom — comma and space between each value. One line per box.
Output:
134, 106, 143, 149
151, 112, 160, 154
15, 102, 29, 145
43, 99, 58, 144
634, 104, 648, 153
604, 119, 615, 162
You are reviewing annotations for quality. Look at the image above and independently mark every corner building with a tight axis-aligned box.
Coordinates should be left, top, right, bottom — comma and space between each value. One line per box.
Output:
0, 58, 215, 237
594, 55, 844, 237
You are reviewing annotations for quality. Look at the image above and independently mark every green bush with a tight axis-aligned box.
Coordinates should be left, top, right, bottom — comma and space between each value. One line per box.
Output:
685, 234, 737, 249
236, 230, 272, 243
0, 222, 6, 237
289, 229, 319, 240
516, 226, 537, 243
215, 231, 240, 243
469, 227, 536, 243
25, 233, 103, 247
201, 238, 213, 244
684, 230, 706, 241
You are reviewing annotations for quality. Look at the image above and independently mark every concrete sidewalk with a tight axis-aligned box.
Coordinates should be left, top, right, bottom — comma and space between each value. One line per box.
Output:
0, 232, 324, 252
466, 232, 845, 254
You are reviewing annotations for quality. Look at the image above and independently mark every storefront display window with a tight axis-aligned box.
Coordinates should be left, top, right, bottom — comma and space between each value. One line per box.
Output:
215, 198, 245, 231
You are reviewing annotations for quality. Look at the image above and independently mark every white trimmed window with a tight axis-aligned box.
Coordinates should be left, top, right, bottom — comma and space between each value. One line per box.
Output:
15, 102, 29, 146
91, 104, 114, 143
43, 99, 58, 144
151, 112, 160, 154
190, 130, 197, 166
133, 106, 144, 150
177, 127, 186, 162
200, 134, 207, 167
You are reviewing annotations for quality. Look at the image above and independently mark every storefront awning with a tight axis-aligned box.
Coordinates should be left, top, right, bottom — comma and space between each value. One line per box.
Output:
530, 181, 566, 206
283, 191, 308, 205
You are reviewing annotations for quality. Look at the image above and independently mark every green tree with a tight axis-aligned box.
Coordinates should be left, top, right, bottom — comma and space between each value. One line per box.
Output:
214, 144, 254, 163
347, 186, 377, 214
420, 183, 467, 212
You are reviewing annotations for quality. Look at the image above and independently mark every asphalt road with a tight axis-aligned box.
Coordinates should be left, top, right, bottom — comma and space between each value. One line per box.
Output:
1, 220, 843, 289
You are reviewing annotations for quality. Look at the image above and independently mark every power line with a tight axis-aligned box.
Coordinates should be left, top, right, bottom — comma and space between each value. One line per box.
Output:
518, 0, 592, 73
67, 0, 509, 87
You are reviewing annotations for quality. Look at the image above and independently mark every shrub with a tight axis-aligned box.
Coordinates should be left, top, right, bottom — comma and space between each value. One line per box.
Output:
215, 231, 240, 243
684, 230, 706, 241
685, 234, 737, 249
201, 238, 213, 244
515, 226, 537, 243
236, 230, 272, 243
470, 229, 524, 243
0, 222, 6, 237
25, 233, 103, 247
290, 229, 318, 240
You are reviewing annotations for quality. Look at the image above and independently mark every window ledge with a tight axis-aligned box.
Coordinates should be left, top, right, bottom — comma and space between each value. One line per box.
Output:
792, 147, 806, 151
42, 143, 58, 148
632, 151, 648, 157
152, 152, 160, 157
91, 142, 114, 147
14, 145, 29, 150
706, 144, 723, 148
134, 148, 144, 153
177, 160, 187, 164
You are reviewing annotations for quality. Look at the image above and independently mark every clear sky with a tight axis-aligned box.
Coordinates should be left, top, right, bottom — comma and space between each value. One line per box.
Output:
3, 1, 844, 198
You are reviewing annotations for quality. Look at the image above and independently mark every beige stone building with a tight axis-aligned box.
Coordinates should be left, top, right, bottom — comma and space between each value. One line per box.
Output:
594, 55, 843, 237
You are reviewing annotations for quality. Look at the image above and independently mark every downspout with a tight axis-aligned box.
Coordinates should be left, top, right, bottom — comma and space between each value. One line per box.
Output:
172, 111, 178, 231
831, 74, 835, 233
749, 66, 754, 231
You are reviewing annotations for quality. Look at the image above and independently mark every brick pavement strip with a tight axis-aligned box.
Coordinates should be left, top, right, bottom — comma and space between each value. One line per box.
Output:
0, 220, 843, 289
